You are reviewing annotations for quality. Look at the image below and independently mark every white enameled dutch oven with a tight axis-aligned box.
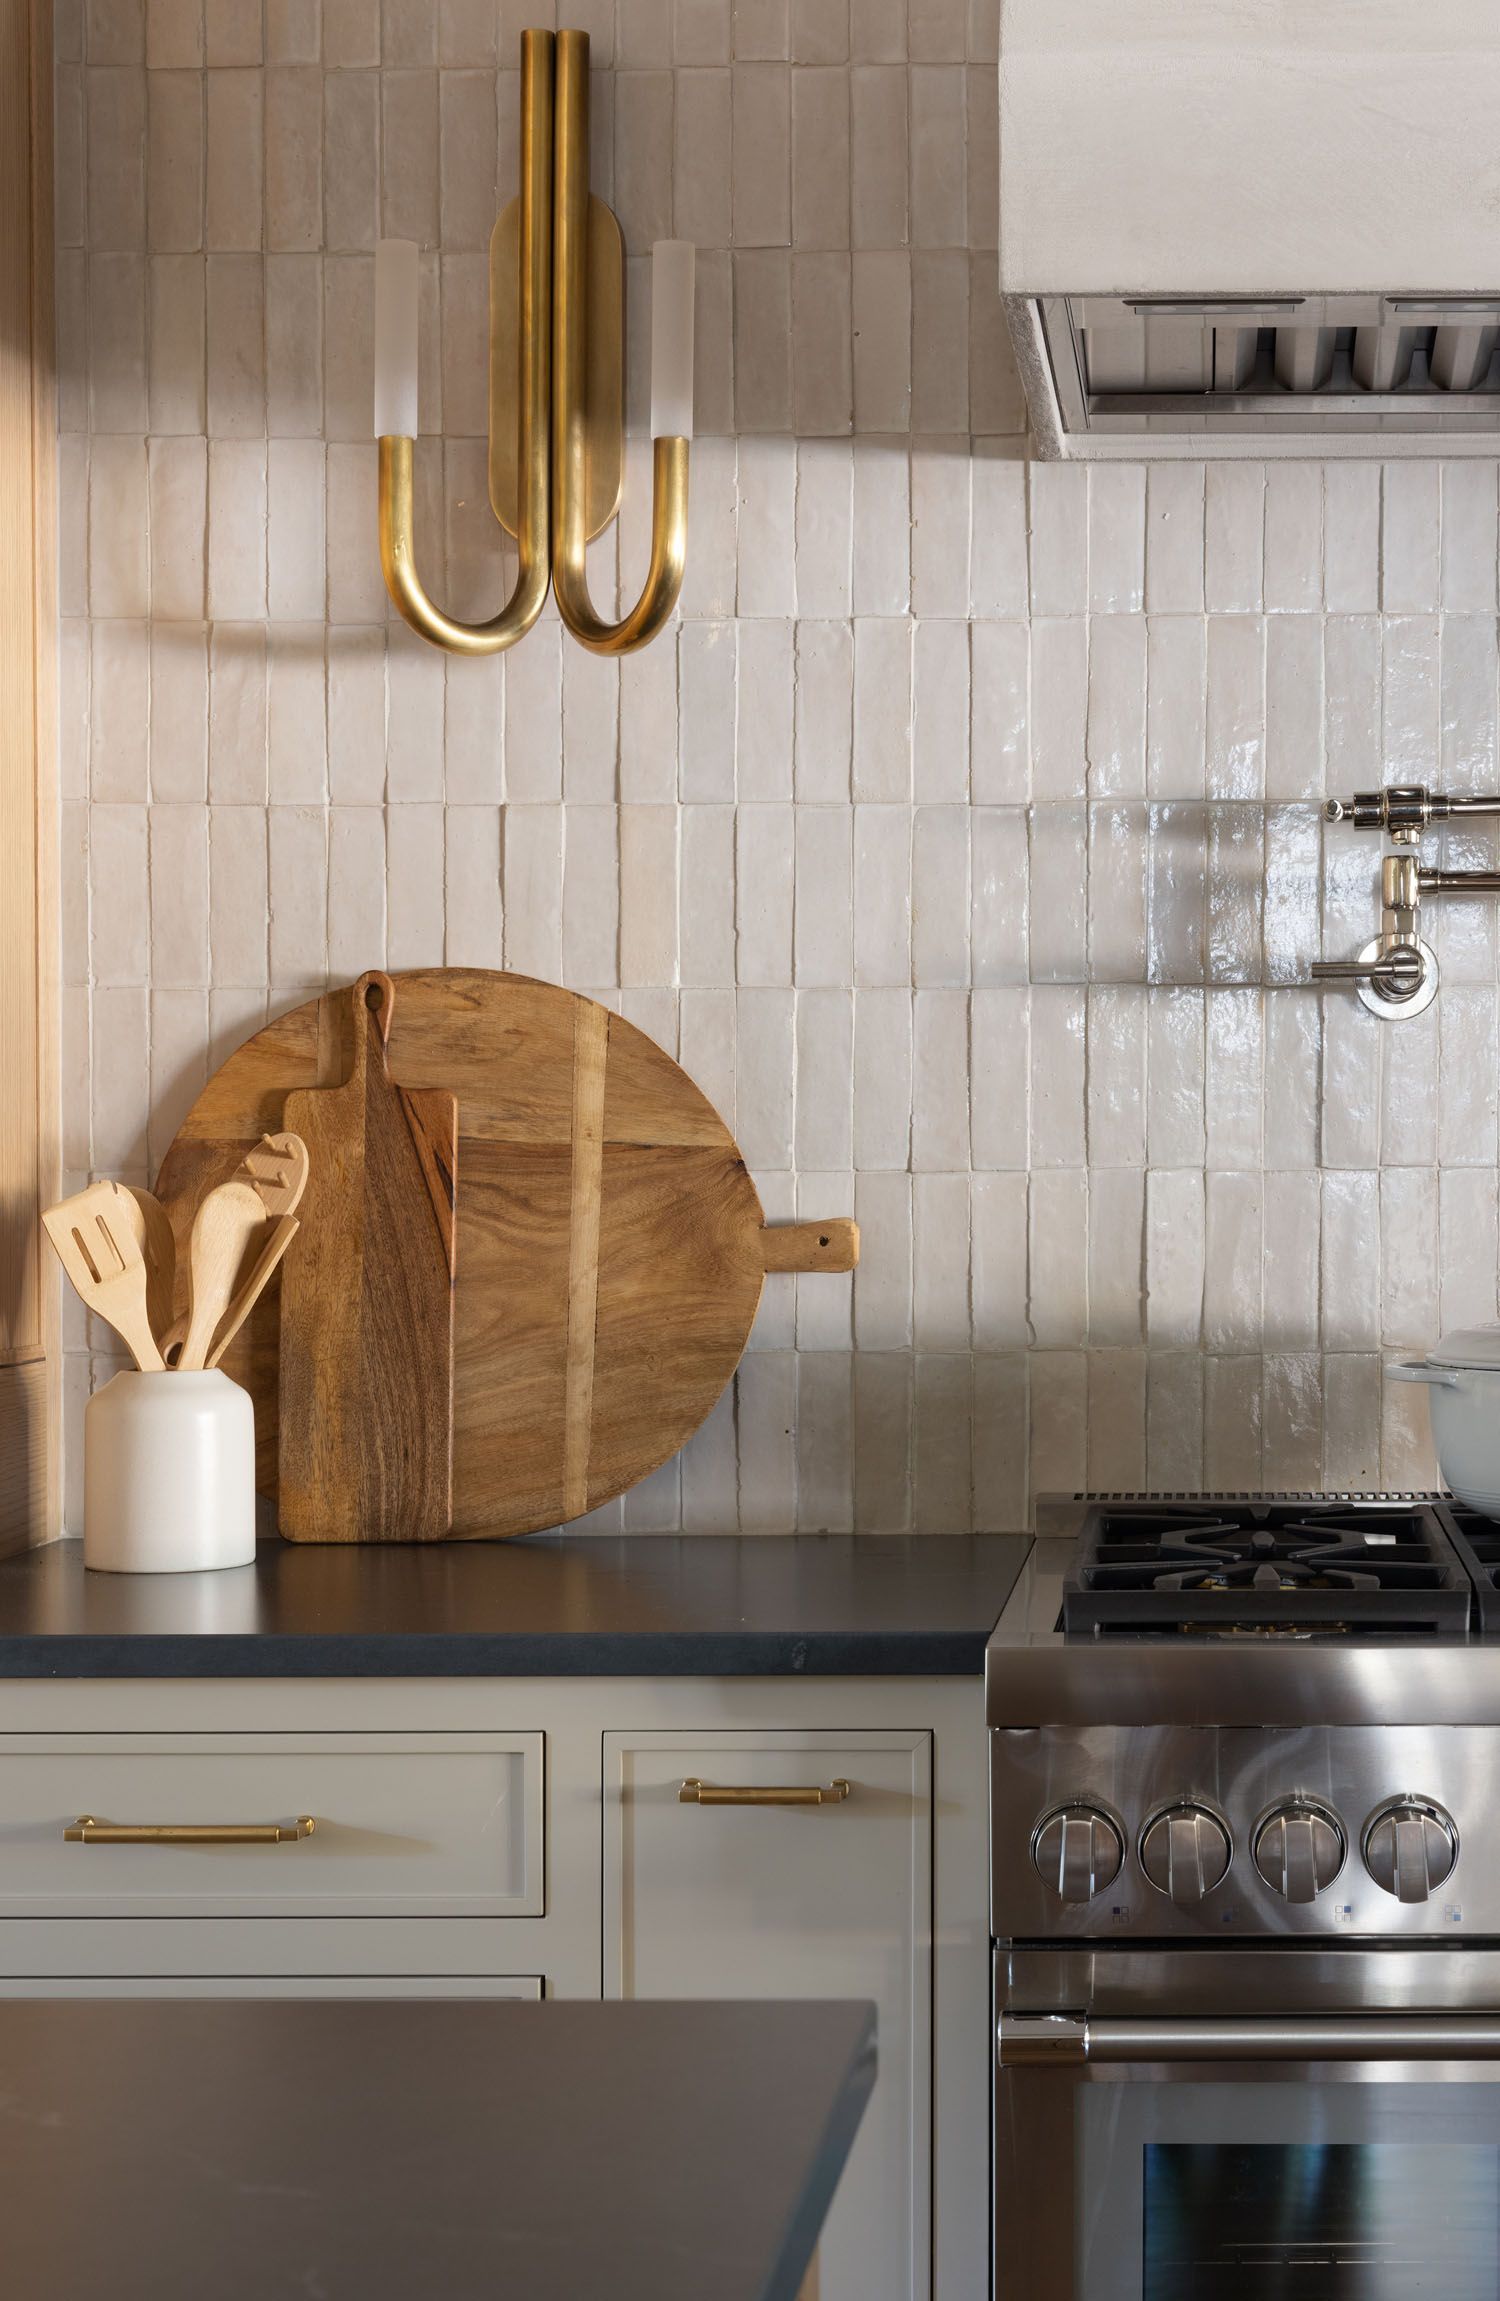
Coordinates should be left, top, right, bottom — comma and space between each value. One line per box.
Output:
1389, 1327, 1500, 1514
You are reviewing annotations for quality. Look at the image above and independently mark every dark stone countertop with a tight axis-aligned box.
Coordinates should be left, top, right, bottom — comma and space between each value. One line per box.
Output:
0, 1532, 1032, 1678
0, 1997, 876, 2301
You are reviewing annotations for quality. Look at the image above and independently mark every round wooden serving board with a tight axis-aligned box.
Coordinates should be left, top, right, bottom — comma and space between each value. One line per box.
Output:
154, 970, 857, 1540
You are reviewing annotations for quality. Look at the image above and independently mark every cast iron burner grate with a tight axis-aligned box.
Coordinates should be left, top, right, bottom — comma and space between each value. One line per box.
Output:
1435, 1501, 1500, 1636
1063, 1499, 1473, 1638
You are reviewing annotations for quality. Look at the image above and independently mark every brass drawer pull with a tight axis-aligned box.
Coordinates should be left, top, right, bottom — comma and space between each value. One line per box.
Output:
64, 1815, 316, 1846
678, 1779, 850, 1808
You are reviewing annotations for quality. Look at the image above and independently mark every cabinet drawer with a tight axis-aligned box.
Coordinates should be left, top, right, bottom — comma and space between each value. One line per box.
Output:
0, 1735, 543, 1918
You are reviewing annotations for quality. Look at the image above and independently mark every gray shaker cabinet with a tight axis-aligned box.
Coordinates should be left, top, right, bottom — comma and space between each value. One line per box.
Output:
0, 1675, 990, 2300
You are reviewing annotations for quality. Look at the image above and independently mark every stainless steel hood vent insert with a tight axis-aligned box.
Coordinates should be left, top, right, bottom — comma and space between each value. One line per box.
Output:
1042, 296, 1500, 438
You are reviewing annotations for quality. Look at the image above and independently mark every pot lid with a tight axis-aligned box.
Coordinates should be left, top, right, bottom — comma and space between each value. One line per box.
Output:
1428, 1324, 1500, 1370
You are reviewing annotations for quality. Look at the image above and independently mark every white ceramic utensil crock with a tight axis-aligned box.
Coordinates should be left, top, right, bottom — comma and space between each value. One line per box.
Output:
84, 1369, 256, 1573
1388, 1326, 1500, 1514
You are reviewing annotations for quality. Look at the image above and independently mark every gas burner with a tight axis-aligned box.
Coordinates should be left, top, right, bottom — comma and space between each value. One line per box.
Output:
1435, 1501, 1500, 1636
1062, 1499, 1473, 1639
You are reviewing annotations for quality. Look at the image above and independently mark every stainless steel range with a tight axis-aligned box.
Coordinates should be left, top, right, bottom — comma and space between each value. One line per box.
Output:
988, 1493, 1500, 2300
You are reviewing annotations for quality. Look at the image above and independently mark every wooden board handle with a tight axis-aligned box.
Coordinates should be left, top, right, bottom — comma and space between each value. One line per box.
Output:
759, 1218, 859, 1275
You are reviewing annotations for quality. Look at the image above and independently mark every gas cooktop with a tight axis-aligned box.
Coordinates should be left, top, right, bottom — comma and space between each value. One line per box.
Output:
987, 1495, 1500, 1731
1062, 1497, 1473, 1639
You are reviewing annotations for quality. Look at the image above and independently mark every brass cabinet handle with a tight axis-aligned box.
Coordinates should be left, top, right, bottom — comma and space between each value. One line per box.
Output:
64, 1815, 316, 1845
678, 1779, 850, 1807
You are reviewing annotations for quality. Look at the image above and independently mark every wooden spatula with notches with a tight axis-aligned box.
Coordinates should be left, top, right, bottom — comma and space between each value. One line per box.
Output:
161, 1131, 310, 1366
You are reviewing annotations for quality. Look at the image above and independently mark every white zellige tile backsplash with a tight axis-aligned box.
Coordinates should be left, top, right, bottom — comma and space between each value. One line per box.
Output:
56, 0, 1500, 1531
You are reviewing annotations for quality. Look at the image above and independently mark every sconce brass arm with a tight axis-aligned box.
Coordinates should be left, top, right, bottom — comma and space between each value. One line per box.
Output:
376, 29, 556, 655
550, 31, 690, 657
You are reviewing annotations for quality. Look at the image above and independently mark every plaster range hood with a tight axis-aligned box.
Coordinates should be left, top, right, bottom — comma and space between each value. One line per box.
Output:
998, 0, 1500, 458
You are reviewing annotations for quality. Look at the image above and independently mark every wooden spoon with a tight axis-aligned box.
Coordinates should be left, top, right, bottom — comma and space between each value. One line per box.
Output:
41, 1181, 165, 1372
177, 1180, 268, 1372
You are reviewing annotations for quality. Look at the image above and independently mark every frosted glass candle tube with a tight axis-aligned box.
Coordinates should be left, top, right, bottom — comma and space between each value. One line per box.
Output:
650, 240, 696, 440
374, 238, 420, 439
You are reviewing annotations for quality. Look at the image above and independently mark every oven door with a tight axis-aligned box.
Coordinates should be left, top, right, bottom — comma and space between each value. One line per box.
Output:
997, 1951, 1500, 2300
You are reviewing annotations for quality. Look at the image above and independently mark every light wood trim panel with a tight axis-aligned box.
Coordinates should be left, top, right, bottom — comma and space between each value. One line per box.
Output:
0, 0, 59, 1547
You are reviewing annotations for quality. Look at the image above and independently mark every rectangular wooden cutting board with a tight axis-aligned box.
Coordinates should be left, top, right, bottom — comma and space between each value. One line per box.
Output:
277, 973, 458, 1543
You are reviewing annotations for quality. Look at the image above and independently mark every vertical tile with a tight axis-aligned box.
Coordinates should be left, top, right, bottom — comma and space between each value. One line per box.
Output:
1087, 464, 1145, 615
1381, 461, 1441, 614
732, 62, 791, 244
1204, 615, 1265, 799
1144, 463, 1204, 613
1086, 616, 1145, 796
911, 804, 969, 985
1028, 618, 1087, 801
912, 619, 968, 800
911, 438, 970, 619
793, 440, 853, 616
794, 990, 853, 1170
970, 622, 1028, 803
793, 619, 852, 798
1027, 462, 1087, 616
1322, 462, 1381, 613
851, 441, 910, 614
853, 986, 912, 1167
1262, 462, 1321, 612
970, 985, 1028, 1169
620, 804, 680, 987
908, 64, 965, 245
794, 808, 852, 985
851, 618, 911, 800
736, 804, 794, 984
1441, 461, 1498, 612
204, 69, 262, 249
1203, 462, 1264, 613
1320, 1170, 1380, 1351
1145, 614, 1206, 799
562, 805, 620, 987
849, 63, 906, 247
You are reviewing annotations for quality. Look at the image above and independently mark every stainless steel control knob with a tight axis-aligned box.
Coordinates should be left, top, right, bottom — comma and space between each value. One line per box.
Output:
1031, 1805, 1124, 1904
1252, 1803, 1346, 1903
1363, 1798, 1459, 1904
1140, 1805, 1232, 1904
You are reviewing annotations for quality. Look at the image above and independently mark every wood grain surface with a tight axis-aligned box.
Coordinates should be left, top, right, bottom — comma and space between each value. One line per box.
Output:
154, 970, 857, 1541
278, 973, 458, 1543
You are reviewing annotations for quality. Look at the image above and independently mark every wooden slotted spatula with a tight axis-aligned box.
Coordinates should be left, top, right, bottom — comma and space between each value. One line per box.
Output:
41, 1182, 166, 1372
279, 971, 458, 1543
177, 1180, 268, 1372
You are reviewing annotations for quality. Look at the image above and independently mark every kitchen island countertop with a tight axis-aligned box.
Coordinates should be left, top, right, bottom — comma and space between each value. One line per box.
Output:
0, 1997, 876, 2301
0, 1532, 1032, 1677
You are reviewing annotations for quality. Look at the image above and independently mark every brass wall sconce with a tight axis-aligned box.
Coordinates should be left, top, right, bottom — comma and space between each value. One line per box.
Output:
372, 27, 695, 658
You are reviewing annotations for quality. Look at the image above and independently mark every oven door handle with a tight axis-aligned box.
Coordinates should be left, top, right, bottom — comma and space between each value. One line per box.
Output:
999, 2013, 1500, 2066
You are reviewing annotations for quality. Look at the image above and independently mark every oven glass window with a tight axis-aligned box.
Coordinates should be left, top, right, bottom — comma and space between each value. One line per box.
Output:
1080, 2083, 1500, 2301
1144, 2142, 1496, 2298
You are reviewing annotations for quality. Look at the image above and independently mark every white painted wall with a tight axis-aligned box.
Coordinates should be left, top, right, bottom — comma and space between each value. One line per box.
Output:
56, 0, 1498, 1530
